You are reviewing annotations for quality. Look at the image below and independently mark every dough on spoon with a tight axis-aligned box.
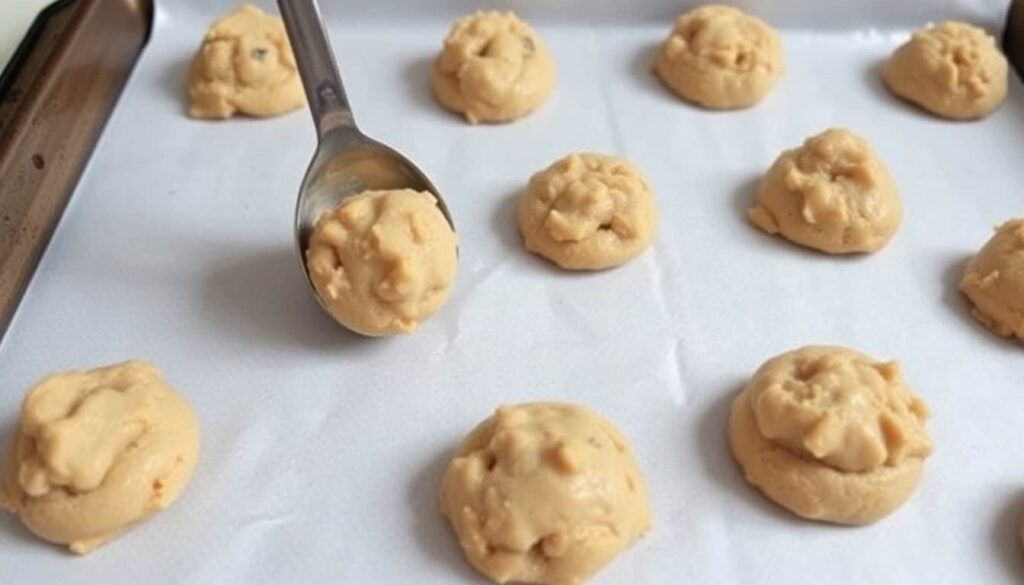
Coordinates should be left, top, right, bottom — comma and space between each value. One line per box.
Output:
440, 402, 651, 585
187, 4, 305, 119
748, 128, 902, 254
959, 218, 1024, 342
0, 361, 200, 554
518, 153, 658, 270
729, 346, 933, 525
883, 21, 1008, 120
653, 4, 783, 109
432, 11, 556, 123
305, 189, 457, 336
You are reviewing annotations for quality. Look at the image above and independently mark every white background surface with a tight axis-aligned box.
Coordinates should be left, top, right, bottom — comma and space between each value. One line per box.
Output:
1, 0, 1023, 583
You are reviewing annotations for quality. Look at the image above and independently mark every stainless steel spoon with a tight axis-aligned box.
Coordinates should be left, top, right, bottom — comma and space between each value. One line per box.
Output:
277, 0, 455, 299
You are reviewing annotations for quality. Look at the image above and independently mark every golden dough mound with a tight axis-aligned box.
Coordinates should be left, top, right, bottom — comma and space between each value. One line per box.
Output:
653, 4, 783, 109
0, 361, 200, 553
518, 153, 658, 270
441, 402, 651, 585
748, 128, 902, 254
187, 4, 305, 119
960, 218, 1024, 342
729, 346, 932, 525
305, 189, 457, 337
883, 21, 1008, 120
432, 11, 556, 123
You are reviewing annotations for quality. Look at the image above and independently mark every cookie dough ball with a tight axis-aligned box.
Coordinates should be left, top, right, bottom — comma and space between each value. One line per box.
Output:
653, 5, 783, 109
748, 128, 902, 254
519, 153, 658, 270
187, 4, 304, 119
883, 22, 1008, 120
959, 218, 1024, 342
432, 11, 556, 123
729, 346, 932, 525
440, 402, 651, 585
305, 189, 457, 336
0, 361, 200, 553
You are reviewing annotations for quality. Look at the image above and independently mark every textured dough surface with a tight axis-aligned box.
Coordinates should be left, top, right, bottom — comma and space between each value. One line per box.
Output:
0, 361, 200, 553
748, 128, 902, 254
519, 153, 658, 270
306, 189, 457, 336
440, 402, 651, 585
653, 4, 783, 109
883, 21, 1008, 120
187, 4, 304, 119
960, 218, 1024, 342
729, 346, 932, 525
432, 11, 556, 123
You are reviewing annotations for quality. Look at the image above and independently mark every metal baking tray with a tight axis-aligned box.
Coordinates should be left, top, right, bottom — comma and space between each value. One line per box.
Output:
0, 0, 152, 340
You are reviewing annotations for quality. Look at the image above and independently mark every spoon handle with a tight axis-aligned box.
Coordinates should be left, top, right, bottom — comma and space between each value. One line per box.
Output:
277, 0, 357, 138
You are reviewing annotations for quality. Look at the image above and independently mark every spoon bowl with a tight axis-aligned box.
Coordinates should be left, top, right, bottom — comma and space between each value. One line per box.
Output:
278, 0, 455, 294
295, 133, 453, 270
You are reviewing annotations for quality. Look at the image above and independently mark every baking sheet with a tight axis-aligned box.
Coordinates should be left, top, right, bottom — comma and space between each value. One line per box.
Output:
1, 0, 1023, 583
0, 0, 52, 73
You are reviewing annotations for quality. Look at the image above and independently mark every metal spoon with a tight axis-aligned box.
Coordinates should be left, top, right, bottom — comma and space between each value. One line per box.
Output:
276, 0, 455, 300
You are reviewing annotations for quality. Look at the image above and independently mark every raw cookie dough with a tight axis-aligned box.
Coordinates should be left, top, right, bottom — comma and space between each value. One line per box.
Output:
653, 5, 783, 109
748, 128, 902, 254
432, 11, 556, 123
0, 361, 200, 554
959, 218, 1024, 342
518, 153, 658, 270
187, 4, 304, 119
440, 402, 651, 585
305, 189, 457, 336
883, 21, 1008, 120
729, 346, 933, 525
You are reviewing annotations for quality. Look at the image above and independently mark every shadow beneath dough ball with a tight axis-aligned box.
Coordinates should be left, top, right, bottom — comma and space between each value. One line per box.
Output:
629, 43, 679, 105
0, 417, 15, 450
731, 174, 761, 233
940, 254, 1017, 349
990, 488, 1024, 581
0, 514, 41, 551
161, 53, 194, 116
633, 42, 767, 113
403, 55, 458, 122
696, 383, 803, 525
862, 60, 903, 109
731, 173, 814, 259
491, 187, 523, 255
489, 187, 575, 275
200, 245, 372, 351
863, 59, 973, 121
0, 418, 56, 550
407, 442, 482, 582
732, 173, 881, 263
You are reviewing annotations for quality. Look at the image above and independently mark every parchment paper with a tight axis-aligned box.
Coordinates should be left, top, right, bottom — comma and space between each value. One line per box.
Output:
1, 1, 1022, 583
